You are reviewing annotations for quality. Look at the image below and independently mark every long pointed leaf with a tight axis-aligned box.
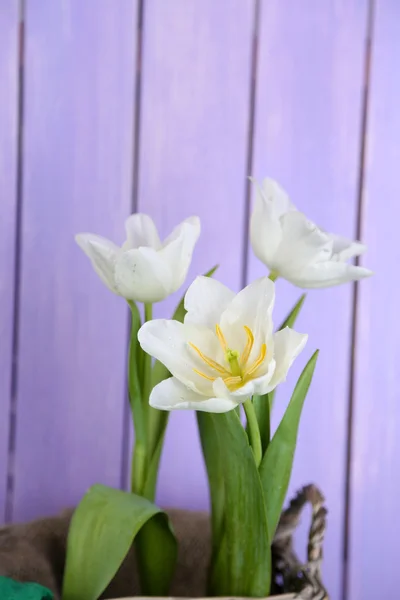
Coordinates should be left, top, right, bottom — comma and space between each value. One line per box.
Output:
62, 485, 177, 600
278, 293, 306, 331
142, 414, 169, 501
259, 350, 318, 539
253, 293, 307, 446
202, 411, 271, 597
197, 412, 225, 555
252, 393, 271, 453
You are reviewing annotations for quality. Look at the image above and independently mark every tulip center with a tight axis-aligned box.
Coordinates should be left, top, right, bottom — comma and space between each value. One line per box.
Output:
189, 325, 266, 391
225, 348, 241, 377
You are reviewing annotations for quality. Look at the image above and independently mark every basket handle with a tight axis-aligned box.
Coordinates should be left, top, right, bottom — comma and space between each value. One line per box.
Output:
272, 484, 329, 600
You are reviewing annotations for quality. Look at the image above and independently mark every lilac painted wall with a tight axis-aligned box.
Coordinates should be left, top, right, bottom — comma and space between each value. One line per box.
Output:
246, 3, 369, 599
12, 0, 138, 521
0, 1, 394, 599
0, 0, 19, 521
349, 2, 400, 598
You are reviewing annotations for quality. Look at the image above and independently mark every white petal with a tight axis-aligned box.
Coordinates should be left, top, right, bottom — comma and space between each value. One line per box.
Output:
251, 358, 277, 395
330, 234, 367, 261
114, 247, 172, 302
75, 233, 120, 294
184, 276, 235, 328
138, 319, 219, 393
150, 377, 237, 413
277, 211, 333, 275
194, 397, 239, 412
250, 179, 283, 269
150, 377, 238, 413
291, 261, 373, 289
159, 217, 201, 291
124, 214, 162, 250
267, 327, 308, 391
213, 376, 257, 400
258, 177, 295, 216
150, 377, 202, 410
220, 277, 275, 363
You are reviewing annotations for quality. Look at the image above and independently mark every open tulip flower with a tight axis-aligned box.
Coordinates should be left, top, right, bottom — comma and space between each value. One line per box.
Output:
250, 177, 373, 288
75, 213, 200, 303
138, 276, 307, 413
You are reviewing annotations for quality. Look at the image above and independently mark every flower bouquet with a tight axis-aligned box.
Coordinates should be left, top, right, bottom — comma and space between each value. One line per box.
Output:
62, 178, 371, 600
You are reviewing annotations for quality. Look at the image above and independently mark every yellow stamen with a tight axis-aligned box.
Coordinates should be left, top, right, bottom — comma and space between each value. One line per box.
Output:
189, 342, 230, 375
244, 343, 267, 377
241, 325, 254, 367
215, 324, 228, 352
193, 368, 216, 382
223, 375, 242, 389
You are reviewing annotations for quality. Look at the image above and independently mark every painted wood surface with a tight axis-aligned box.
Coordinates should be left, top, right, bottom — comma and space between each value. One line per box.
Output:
137, 0, 255, 510
11, 0, 138, 522
246, 2, 369, 598
0, 1, 19, 521
349, 2, 399, 599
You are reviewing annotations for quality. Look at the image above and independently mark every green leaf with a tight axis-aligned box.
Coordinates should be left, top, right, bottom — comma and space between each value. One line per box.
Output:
252, 393, 271, 453
62, 484, 177, 600
200, 411, 271, 597
142, 413, 169, 501
278, 293, 306, 331
259, 350, 319, 539
254, 294, 307, 440
197, 412, 225, 555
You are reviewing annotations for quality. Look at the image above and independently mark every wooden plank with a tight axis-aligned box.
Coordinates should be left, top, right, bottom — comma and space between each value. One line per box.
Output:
349, 2, 400, 599
12, 0, 138, 521
137, 0, 254, 509
0, 1, 19, 521
246, 2, 369, 598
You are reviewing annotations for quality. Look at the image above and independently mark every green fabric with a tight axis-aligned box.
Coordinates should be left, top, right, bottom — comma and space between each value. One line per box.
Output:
0, 577, 53, 600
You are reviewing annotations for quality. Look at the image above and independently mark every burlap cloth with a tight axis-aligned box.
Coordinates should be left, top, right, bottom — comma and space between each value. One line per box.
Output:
0, 485, 328, 600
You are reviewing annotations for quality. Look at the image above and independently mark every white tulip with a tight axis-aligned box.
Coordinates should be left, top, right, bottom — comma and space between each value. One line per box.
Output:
138, 276, 307, 413
75, 214, 200, 303
250, 178, 373, 288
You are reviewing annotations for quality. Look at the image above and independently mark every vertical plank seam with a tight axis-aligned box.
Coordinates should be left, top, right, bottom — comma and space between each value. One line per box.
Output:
341, 1, 376, 597
240, 0, 260, 288
5, 0, 26, 524
120, 0, 145, 491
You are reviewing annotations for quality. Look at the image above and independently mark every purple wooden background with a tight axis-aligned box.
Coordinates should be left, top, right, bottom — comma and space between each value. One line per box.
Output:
0, 1, 393, 599
12, 0, 138, 521
0, 0, 19, 522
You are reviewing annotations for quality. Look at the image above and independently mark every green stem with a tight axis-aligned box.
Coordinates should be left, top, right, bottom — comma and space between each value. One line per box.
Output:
143, 303, 159, 463
131, 442, 146, 495
143, 304, 153, 404
268, 269, 279, 282
128, 301, 147, 494
243, 398, 262, 468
